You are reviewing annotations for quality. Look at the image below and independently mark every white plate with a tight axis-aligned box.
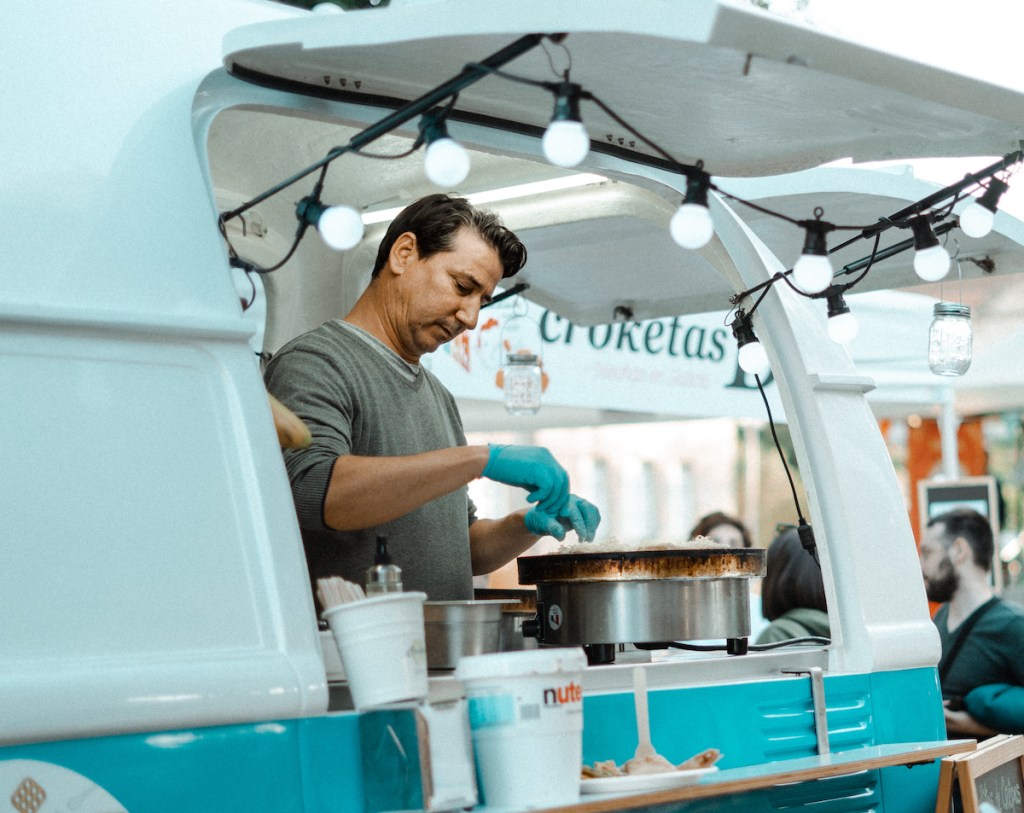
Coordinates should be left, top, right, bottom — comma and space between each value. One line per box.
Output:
580, 766, 718, 795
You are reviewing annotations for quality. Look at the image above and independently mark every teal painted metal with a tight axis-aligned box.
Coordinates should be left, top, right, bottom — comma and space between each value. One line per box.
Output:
0, 716, 363, 813
581, 666, 945, 813
0, 667, 944, 812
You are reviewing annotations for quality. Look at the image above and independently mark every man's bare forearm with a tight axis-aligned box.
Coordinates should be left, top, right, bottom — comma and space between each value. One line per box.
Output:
469, 510, 541, 575
323, 446, 490, 530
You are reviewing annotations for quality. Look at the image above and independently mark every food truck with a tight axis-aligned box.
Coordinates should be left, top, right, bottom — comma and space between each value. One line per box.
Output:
5, 1, 1024, 810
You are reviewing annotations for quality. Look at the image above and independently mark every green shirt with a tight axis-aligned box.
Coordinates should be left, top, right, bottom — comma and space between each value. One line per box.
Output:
933, 597, 1024, 703
755, 607, 830, 645
265, 320, 477, 604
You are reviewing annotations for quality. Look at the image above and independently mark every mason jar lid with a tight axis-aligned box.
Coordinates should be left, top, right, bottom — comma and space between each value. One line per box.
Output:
933, 302, 971, 318
506, 352, 540, 364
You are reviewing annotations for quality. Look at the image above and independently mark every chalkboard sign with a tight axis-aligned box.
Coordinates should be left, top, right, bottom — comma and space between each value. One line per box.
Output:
938, 735, 1024, 813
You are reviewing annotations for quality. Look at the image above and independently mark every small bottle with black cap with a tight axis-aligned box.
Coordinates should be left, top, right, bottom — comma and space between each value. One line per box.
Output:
365, 535, 403, 595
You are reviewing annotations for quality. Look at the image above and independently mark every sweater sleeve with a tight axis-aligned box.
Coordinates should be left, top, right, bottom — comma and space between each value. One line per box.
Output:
964, 683, 1024, 734
265, 344, 353, 531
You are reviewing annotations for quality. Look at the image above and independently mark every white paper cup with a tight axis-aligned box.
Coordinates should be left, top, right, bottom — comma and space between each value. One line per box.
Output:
322, 592, 428, 711
455, 647, 587, 809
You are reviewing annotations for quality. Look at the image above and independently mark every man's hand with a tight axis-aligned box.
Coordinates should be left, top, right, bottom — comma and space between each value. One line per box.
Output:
524, 495, 601, 541
482, 445, 569, 515
943, 702, 998, 738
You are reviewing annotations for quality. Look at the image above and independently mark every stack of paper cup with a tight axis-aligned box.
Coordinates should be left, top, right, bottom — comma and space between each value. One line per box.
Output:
455, 647, 587, 809
322, 591, 429, 711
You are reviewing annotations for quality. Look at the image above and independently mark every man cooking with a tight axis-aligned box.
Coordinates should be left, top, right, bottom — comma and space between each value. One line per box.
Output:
265, 193, 600, 605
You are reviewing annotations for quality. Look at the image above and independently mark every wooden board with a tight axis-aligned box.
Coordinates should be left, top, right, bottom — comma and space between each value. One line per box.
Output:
541, 740, 977, 813
936, 734, 1024, 813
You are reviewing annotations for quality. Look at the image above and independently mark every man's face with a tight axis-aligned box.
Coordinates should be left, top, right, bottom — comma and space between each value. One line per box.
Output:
390, 227, 504, 362
920, 523, 959, 603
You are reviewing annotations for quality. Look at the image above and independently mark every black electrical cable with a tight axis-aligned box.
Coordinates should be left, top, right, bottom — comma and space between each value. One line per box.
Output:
659, 637, 831, 652
753, 371, 821, 567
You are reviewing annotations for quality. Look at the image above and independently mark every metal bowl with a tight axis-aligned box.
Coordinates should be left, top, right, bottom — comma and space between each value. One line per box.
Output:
473, 588, 539, 652
423, 599, 513, 670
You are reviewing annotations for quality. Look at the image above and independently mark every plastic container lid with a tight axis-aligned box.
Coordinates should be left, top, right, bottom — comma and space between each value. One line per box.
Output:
455, 646, 587, 682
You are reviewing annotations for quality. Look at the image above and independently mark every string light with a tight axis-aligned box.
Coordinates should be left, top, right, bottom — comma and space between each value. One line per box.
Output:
542, 81, 590, 168
731, 310, 770, 376
910, 216, 951, 282
419, 110, 470, 188
669, 169, 714, 250
217, 28, 1022, 347
295, 197, 365, 250
959, 178, 1009, 239
824, 287, 858, 345
792, 214, 834, 294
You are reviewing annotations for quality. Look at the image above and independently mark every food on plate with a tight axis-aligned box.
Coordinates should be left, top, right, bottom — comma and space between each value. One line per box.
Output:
581, 747, 722, 779
557, 535, 731, 555
677, 747, 722, 771
623, 751, 676, 775
581, 760, 622, 779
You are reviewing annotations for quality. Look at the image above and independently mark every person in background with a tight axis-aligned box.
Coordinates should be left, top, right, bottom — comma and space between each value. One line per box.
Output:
689, 511, 753, 549
265, 193, 600, 605
920, 508, 1024, 736
690, 511, 768, 640
755, 526, 829, 645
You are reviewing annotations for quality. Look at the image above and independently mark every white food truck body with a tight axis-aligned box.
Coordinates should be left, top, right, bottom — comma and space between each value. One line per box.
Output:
4, 1, 1024, 810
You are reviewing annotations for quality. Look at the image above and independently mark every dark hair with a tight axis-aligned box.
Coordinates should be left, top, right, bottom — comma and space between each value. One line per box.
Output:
689, 511, 753, 548
927, 508, 994, 572
760, 528, 827, 621
371, 193, 527, 279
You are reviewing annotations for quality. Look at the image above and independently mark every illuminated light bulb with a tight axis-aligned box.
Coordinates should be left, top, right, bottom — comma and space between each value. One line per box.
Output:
423, 137, 470, 187
793, 254, 833, 294
738, 339, 770, 375
542, 119, 590, 168
910, 216, 950, 282
792, 216, 834, 294
827, 311, 858, 344
670, 203, 714, 249
318, 205, 364, 250
418, 109, 470, 188
296, 197, 364, 251
959, 179, 1009, 239
825, 288, 858, 344
959, 204, 994, 239
914, 244, 951, 281
731, 310, 770, 376
669, 171, 714, 250
542, 81, 589, 168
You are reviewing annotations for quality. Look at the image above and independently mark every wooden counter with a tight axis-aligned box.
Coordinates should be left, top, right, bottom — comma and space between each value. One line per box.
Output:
537, 740, 976, 813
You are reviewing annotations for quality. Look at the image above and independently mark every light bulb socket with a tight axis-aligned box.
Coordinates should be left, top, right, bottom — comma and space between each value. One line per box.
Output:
550, 81, 584, 124
800, 220, 831, 257
296, 196, 328, 229
911, 216, 940, 250
682, 171, 710, 208
976, 177, 1009, 213
825, 287, 851, 319
731, 310, 758, 348
418, 108, 452, 146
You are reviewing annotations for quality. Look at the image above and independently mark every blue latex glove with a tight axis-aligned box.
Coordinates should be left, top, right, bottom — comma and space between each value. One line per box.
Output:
482, 445, 569, 516
525, 495, 601, 542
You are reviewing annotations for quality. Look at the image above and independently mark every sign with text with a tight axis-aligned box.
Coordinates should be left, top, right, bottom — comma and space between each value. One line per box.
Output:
430, 298, 781, 421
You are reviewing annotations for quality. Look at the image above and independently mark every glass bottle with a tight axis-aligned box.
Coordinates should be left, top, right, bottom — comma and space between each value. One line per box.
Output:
365, 535, 403, 595
503, 352, 542, 415
928, 302, 972, 377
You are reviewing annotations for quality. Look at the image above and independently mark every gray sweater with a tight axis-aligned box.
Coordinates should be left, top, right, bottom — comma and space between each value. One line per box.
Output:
264, 320, 477, 603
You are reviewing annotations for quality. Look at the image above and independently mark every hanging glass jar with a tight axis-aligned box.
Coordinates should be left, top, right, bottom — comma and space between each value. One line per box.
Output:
928, 302, 972, 377
502, 352, 543, 415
